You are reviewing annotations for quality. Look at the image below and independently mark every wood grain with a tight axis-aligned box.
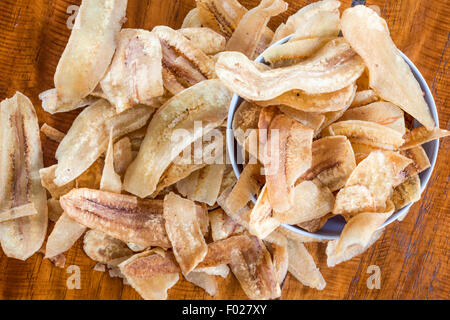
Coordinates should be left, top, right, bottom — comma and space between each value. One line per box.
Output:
0, 0, 448, 300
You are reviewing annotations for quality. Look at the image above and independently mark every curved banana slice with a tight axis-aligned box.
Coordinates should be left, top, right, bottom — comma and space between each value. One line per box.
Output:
300, 136, 356, 191
100, 29, 164, 113
334, 151, 412, 216
325, 120, 405, 150
182, 8, 203, 28
341, 6, 435, 130
226, 0, 288, 59
340, 102, 406, 135
54, 100, 154, 187
0, 92, 47, 260
53, 0, 128, 111
349, 90, 379, 108
400, 126, 450, 150
123, 80, 231, 198
257, 84, 356, 113
216, 38, 365, 101
272, 0, 341, 43
179, 28, 226, 55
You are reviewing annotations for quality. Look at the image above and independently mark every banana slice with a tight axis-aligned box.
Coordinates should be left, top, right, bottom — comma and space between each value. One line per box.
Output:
0, 92, 47, 260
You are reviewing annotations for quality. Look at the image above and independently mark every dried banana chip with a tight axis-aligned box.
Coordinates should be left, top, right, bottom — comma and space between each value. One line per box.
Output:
334, 151, 412, 216
341, 6, 435, 130
300, 136, 356, 191
349, 89, 379, 108
392, 175, 421, 210
249, 185, 280, 239
278, 106, 325, 136
83, 230, 133, 266
100, 130, 122, 193
325, 120, 405, 150
401, 126, 450, 150
47, 198, 63, 222
0, 203, 37, 223
51, 0, 127, 112
153, 26, 215, 92
40, 123, 65, 143
55, 100, 153, 186
287, 239, 326, 290
100, 29, 164, 113
217, 186, 251, 229
216, 38, 365, 101
229, 237, 281, 300
45, 213, 86, 259
163, 193, 208, 274
119, 250, 180, 300
400, 146, 431, 180
351, 142, 379, 164
274, 180, 334, 225
297, 213, 332, 233
210, 208, 245, 242
263, 37, 334, 68
226, 0, 287, 59
182, 8, 203, 28
272, 0, 341, 43
123, 80, 231, 198
185, 271, 219, 297
265, 234, 288, 285
40, 165, 76, 200
113, 137, 133, 176
60, 188, 170, 248
0, 92, 47, 260
179, 27, 226, 55
265, 115, 313, 212
341, 102, 406, 135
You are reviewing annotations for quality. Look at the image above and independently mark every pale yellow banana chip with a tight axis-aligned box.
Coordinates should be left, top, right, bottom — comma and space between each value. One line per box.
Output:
210, 208, 245, 242
341, 5, 435, 130
216, 38, 365, 100
401, 126, 450, 150
40, 123, 65, 142
123, 80, 231, 198
249, 185, 280, 239
83, 230, 133, 266
278, 106, 325, 136
349, 89, 379, 108
181, 8, 203, 28
100, 129, 122, 193
179, 27, 226, 55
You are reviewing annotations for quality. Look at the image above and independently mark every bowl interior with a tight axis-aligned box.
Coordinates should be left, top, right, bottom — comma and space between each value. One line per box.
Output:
226, 35, 439, 240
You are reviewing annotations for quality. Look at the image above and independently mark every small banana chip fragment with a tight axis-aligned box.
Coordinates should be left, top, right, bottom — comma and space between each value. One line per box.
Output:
0, 92, 48, 261
391, 175, 421, 211
179, 27, 226, 55
401, 126, 450, 150
83, 230, 133, 266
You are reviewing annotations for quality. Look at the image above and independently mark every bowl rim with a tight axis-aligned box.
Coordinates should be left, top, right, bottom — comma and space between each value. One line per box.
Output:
226, 34, 440, 240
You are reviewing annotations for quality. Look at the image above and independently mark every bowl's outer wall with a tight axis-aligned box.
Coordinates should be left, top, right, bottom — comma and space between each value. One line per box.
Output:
226, 35, 440, 240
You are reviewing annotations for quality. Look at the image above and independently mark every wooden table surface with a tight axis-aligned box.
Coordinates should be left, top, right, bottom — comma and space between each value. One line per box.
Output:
0, 0, 448, 300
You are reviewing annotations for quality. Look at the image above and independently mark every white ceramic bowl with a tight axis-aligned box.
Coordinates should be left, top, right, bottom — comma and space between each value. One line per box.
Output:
226, 35, 440, 240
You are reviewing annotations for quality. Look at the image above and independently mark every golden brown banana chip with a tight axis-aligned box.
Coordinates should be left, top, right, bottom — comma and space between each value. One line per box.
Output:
52, 0, 127, 112
341, 6, 435, 130
300, 136, 356, 191
100, 29, 164, 113
54, 100, 153, 187
265, 234, 288, 286
153, 26, 215, 93
182, 8, 203, 28
216, 38, 365, 101
119, 250, 180, 300
60, 188, 170, 248
274, 181, 334, 225
326, 230, 383, 267
229, 237, 281, 300
45, 213, 86, 259
341, 102, 406, 135
232, 101, 262, 160
83, 230, 133, 266
100, 130, 122, 193
272, 0, 341, 43
400, 126, 450, 150
0, 92, 48, 261
325, 120, 405, 150
210, 208, 245, 242
257, 84, 356, 114
123, 80, 231, 198
287, 239, 326, 290
334, 151, 412, 216
226, 0, 288, 59
47, 198, 63, 223
179, 27, 226, 55
40, 123, 65, 143
392, 175, 421, 211
217, 186, 252, 229
265, 115, 313, 213
163, 193, 208, 274
263, 37, 334, 68
249, 185, 280, 239
350, 89, 379, 108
